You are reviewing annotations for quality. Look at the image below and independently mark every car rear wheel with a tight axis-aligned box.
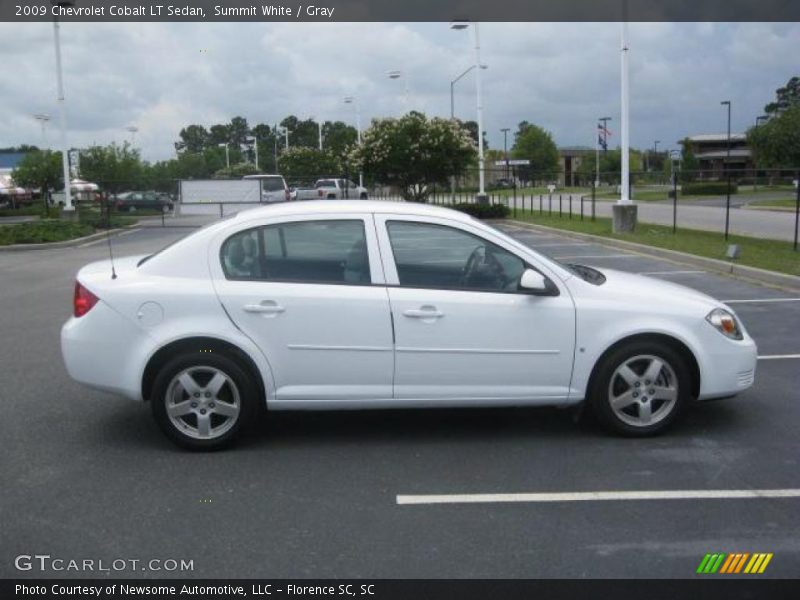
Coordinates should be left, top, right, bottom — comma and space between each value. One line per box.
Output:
151, 352, 258, 450
589, 341, 690, 436
360, 193, 368, 199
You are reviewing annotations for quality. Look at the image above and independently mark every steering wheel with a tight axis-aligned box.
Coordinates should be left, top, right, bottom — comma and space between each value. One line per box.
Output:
462, 245, 505, 287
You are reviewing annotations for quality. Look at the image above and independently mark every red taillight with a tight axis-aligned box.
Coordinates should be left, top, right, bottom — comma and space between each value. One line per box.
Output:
318, 190, 324, 197
285, 189, 290, 201
73, 281, 99, 317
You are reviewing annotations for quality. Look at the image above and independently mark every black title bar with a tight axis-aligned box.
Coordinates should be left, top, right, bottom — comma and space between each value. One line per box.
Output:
2, 0, 800, 22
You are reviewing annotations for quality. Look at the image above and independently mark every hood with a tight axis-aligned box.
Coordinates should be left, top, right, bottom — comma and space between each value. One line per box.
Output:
588, 267, 722, 310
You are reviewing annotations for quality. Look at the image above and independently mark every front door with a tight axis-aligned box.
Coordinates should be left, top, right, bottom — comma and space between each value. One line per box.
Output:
375, 215, 576, 403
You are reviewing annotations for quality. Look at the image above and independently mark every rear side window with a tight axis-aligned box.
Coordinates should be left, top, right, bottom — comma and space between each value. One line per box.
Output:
315, 179, 336, 188
221, 220, 370, 285
260, 177, 285, 192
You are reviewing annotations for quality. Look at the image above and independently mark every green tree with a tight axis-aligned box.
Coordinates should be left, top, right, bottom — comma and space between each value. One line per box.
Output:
764, 76, 800, 117
11, 150, 63, 210
679, 138, 700, 182
350, 112, 477, 202
214, 162, 261, 179
175, 124, 209, 154
79, 143, 144, 193
278, 147, 343, 184
748, 105, 800, 169
322, 121, 358, 160
511, 122, 559, 179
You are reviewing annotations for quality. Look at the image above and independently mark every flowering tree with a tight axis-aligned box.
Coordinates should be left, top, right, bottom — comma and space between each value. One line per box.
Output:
350, 112, 477, 202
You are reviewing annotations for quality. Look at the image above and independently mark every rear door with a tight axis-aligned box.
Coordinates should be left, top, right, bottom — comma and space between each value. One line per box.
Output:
210, 213, 394, 404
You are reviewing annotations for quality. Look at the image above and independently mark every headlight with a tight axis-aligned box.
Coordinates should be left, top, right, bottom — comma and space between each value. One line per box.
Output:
706, 308, 743, 340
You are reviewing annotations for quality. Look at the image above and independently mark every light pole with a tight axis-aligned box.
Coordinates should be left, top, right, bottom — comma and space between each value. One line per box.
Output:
450, 64, 487, 120
125, 126, 138, 146
386, 70, 409, 113
612, 2, 637, 233
721, 100, 732, 239
344, 97, 363, 188
318, 121, 323, 151
451, 20, 487, 203
501, 127, 510, 178
51, 0, 75, 212
34, 114, 51, 149
653, 140, 660, 172
597, 117, 611, 188
218, 142, 229, 169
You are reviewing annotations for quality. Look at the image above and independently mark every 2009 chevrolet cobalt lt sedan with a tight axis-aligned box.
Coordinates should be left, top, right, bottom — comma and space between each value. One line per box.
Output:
61, 201, 757, 449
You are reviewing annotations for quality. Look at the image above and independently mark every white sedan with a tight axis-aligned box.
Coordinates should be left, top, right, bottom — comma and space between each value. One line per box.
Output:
61, 201, 757, 449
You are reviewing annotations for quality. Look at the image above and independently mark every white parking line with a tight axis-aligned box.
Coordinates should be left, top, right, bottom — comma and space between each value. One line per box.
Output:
758, 354, 800, 360
639, 270, 706, 276
722, 298, 800, 304
396, 489, 800, 506
554, 254, 636, 260
531, 242, 592, 248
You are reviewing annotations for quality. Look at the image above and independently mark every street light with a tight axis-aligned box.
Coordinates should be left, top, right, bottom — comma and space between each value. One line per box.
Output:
50, 0, 75, 211
386, 70, 409, 112
218, 142, 229, 169
721, 100, 732, 239
34, 114, 51, 149
450, 64, 487, 120
649, 139, 660, 172
451, 20, 487, 203
125, 126, 138, 146
344, 97, 363, 188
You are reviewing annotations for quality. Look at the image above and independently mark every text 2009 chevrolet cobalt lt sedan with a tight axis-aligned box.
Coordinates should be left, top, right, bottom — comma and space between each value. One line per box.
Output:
61, 201, 757, 449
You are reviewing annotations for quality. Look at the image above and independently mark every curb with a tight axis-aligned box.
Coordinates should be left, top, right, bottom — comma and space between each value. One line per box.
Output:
0, 226, 136, 252
503, 219, 800, 294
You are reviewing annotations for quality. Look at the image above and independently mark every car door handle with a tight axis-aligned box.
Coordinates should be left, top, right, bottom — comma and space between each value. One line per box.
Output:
243, 301, 285, 315
403, 307, 444, 319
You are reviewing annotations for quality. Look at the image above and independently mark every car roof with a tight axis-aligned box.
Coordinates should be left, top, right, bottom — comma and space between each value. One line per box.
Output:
230, 200, 475, 223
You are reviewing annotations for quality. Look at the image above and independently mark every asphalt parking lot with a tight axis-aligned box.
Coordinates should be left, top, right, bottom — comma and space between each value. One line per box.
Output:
1, 216, 799, 579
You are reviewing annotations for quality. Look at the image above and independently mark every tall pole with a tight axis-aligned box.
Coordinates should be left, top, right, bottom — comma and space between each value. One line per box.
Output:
318, 121, 323, 151
722, 100, 732, 239
345, 97, 363, 187
450, 80, 455, 120
597, 117, 611, 188
620, 18, 631, 204
474, 23, 486, 201
53, 15, 72, 210
254, 138, 258, 170
501, 127, 510, 178
34, 114, 50, 149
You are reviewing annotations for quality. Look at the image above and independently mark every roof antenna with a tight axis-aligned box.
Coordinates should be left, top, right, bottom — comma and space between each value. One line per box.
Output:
104, 192, 117, 279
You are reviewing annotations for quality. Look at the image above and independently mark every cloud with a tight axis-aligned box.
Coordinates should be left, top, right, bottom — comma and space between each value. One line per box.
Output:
1, 21, 797, 161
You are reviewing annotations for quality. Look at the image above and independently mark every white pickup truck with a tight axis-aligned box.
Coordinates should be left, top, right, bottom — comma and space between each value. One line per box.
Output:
294, 178, 368, 201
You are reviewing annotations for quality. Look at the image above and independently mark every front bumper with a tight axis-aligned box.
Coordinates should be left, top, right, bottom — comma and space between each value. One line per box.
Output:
697, 336, 758, 400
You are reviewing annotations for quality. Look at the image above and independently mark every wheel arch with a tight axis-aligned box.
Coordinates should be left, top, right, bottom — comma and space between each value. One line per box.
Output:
586, 333, 701, 401
141, 336, 265, 404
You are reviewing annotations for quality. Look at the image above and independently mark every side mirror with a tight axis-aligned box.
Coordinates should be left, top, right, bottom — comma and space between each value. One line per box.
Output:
519, 269, 557, 296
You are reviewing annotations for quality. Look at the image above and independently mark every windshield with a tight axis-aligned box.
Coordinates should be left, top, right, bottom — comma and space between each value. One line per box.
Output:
260, 178, 285, 192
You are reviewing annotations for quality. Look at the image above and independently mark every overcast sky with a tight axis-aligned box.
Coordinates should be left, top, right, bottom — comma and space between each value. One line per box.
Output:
1, 21, 797, 162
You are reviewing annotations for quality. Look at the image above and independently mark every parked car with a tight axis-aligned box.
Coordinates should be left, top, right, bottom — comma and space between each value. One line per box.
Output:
61, 201, 757, 450
114, 191, 173, 213
295, 178, 368, 201
242, 174, 290, 203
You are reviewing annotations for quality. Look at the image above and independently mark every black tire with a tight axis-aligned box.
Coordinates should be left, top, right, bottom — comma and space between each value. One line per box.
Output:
151, 351, 258, 450
360, 193, 368, 200
589, 340, 691, 437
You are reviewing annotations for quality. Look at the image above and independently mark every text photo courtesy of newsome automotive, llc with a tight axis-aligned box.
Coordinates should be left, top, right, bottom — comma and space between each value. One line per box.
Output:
1, 0, 800, 598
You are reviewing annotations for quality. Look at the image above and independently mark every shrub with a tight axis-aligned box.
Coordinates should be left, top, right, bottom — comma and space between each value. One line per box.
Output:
452, 202, 510, 219
682, 182, 739, 195
0, 221, 93, 246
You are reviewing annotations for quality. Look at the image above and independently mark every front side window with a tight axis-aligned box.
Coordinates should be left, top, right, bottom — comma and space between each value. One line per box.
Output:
221, 220, 370, 284
386, 221, 526, 293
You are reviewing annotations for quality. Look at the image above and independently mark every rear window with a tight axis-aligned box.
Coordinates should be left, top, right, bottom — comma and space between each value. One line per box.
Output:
315, 179, 337, 188
260, 177, 285, 192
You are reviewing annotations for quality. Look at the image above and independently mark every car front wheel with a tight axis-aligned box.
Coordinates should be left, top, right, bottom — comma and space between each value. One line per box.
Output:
590, 341, 690, 436
151, 352, 258, 450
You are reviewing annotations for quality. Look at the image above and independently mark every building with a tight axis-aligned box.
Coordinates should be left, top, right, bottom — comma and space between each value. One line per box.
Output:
680, 134, 754, 179
557, 146, 593, 187
0, 151, 28, 177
